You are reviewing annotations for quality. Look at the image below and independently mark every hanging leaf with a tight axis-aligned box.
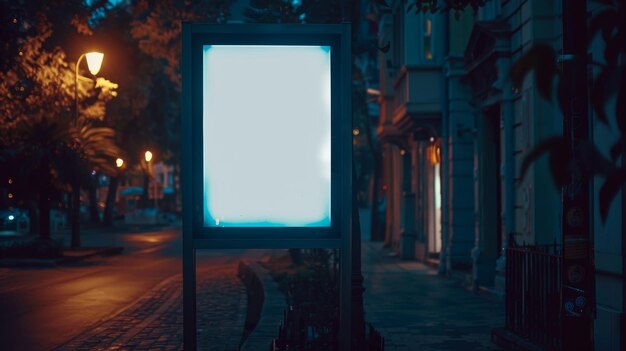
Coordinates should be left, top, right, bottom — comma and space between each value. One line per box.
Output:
599, 168, 626, 222
373, 0, 390, 9
616, 69, 626, 134
509, 44, 558, 100
588, 9, 617, 46
604, 33, 620, 65
378, 41, 391, 53
519, 137, 570, 185
577, 140, 615, 179
591, 69, 610, 125
609, 138, 624, 162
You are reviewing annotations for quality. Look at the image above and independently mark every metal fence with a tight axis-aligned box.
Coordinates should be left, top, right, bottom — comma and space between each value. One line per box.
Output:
270, 309, 384, 351
505, 242, 562, 350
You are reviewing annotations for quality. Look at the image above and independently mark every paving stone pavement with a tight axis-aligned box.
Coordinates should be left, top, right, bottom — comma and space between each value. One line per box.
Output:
55, 264, 246, 351
362, 242, 504, 351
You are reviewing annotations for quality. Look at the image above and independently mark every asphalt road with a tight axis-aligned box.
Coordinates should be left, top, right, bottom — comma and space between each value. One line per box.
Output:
0, 225, 250, 351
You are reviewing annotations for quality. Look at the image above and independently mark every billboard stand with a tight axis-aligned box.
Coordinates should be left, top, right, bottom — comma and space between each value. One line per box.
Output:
182, 23, 352, 350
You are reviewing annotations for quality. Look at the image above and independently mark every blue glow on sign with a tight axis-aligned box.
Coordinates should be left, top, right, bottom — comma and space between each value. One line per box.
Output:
202, 45, 331, 227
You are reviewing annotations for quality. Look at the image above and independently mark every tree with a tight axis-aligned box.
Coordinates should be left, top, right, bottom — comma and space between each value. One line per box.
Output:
243, 0, 342, 23
401, 0, 487, 18
130, 0, 234, 90
0, 7, 120, 243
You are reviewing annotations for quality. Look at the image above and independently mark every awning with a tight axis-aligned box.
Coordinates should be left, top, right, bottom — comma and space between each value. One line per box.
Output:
120, 187, 144, 196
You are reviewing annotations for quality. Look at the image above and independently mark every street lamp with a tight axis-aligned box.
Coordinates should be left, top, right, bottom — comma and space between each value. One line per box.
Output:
70, 51, 104, 249
116, 158, 124, 168
144, 151, 158, 210
74, 52, 104, 124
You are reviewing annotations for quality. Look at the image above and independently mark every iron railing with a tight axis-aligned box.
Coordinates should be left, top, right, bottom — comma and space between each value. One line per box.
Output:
271, 309, 384, 351
505, 242, 562, 350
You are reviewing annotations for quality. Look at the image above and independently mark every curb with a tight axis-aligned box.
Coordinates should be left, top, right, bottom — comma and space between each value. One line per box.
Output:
238, 260, 286, 351
0, 246, 124, 267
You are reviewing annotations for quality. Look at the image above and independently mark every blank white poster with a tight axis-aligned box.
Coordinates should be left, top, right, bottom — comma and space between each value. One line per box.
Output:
202, 45, 331, 227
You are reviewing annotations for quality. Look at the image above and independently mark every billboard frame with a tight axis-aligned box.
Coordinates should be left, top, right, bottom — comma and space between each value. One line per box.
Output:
181, 23, 352, 350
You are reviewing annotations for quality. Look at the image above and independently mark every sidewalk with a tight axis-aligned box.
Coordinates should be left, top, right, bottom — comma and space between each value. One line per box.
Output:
362, 241, 504, 351
55, 263, 247, 351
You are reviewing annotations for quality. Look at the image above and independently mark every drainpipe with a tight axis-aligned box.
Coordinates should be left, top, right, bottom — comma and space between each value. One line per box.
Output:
496, 56, 514, 273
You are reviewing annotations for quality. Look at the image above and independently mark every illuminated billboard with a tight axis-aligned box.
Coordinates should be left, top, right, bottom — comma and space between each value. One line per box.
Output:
183, 23, 352, 350
183, 23, 351, 240
202, 45, 331, 228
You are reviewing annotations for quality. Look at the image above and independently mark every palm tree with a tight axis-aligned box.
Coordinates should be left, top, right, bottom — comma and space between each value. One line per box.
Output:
8, 114, 120, 244
66, 119, 121, 248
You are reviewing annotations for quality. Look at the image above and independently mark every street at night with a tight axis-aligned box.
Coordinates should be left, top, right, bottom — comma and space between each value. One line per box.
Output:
0, 225, 259, 350
0, 226, 183, 350
2, 0, 626, 350
0, 222, 506, 351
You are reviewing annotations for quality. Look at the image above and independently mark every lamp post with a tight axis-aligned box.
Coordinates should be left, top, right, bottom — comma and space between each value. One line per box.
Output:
74, 52, 104, 124
144, 151, 157, 210
70, 51, 104, 248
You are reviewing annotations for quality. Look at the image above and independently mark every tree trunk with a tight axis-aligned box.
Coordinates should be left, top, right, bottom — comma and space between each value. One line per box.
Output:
103, 176, 119, 226
38, 182, 51, 241
141, 173, 149, 208
27, 199, 39, 236
88, 176, 100, 224
70, 179, 81, 248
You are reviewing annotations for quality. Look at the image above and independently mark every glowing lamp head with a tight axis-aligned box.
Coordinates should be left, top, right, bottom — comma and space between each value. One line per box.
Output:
116, 158, 124, 168
144, 151, 153, 162
8, 215, 15, 221
85, 52, 104, 75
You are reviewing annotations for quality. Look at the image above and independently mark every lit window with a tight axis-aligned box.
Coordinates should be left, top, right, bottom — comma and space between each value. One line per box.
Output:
424, 18, 433, 60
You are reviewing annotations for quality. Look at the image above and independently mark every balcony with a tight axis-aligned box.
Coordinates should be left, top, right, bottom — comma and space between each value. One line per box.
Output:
390, 65, 441, 135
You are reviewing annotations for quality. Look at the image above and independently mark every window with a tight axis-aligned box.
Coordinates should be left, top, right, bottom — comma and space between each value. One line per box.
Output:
393, 9, 404, 67
424, 17, 433, 60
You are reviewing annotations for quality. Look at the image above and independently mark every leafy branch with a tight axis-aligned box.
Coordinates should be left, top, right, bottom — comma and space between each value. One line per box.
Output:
512, 1, 626, 222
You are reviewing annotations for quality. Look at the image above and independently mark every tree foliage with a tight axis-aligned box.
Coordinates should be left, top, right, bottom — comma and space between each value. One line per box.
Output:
512, 1, 626, 222
0, 1, 119, 239
244, 0, 342, 23
369, 0, 487, 19
130, 0, 233, 90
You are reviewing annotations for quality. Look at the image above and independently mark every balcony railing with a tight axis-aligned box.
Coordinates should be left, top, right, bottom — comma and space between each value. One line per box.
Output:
505, 242, 562, 350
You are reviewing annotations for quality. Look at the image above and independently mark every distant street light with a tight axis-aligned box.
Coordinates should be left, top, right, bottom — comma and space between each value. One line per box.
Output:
116, 158, 124, 168
144, 151, 157, 210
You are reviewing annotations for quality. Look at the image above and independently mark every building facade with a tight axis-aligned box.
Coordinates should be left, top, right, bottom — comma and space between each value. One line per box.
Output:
375, 0, 624, 349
